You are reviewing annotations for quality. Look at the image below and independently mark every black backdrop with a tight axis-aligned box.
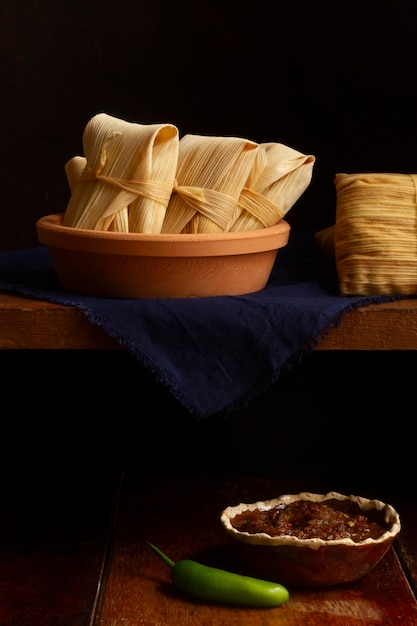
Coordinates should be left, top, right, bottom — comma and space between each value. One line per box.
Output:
1, 0, 417, 249
0, 0, 415, 500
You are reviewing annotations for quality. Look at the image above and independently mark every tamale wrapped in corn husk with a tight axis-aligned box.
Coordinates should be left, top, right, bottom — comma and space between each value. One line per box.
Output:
161, 134, 259, 234
314, 224, 335, 256
65, 155, 129, 232
229, 143, 315, 231
63, 113, 179, 232
65, 156, 86, 193
334, 172, 417, 295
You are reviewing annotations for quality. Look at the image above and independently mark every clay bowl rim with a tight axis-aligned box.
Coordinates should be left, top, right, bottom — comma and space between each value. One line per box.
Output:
220, 491, 401, 550
36, 213, 291, 258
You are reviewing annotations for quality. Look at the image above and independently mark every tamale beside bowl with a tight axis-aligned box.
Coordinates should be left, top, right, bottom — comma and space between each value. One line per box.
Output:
220, 491, 401, 588
36, 213, 290, 298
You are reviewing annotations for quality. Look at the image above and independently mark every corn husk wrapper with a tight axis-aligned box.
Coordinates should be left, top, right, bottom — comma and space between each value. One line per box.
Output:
63, 113, 179, 232
65, 156, 86, 193
334, 172, 417, 295
229, 143, 315, 231
314, 224, 335, 256
65, 155, 129, 233
161, 134, 259, 234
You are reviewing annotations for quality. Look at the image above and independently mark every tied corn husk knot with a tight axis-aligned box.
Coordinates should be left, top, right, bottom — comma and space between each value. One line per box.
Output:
161, 134, 260, 234
230, 143, 315, 231
63, 113, 179, 233
334, 172, 417, 296
80, 167, 173, 205
170, 179, 240, 233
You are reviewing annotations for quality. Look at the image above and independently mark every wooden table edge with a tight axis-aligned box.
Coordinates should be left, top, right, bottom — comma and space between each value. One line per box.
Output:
1, 293, 417, 351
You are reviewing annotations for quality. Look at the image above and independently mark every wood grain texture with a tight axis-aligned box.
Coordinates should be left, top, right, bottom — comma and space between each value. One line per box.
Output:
316, 299, 417, 351
395, 497, 417, 597
0, 467, 121, 626
1, 293, 417, 351
0, 294, 120, 349
1, 466, 416, 625
95, 469, 417, 626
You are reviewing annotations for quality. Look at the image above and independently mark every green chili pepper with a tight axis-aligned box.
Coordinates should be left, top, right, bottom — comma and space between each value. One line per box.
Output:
147, 542, 289, 608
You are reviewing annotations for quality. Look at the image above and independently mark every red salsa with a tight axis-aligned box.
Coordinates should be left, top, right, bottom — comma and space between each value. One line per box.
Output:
230, 499, 389, 542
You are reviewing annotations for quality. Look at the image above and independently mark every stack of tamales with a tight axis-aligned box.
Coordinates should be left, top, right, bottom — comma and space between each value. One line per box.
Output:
63, 113, 315, 234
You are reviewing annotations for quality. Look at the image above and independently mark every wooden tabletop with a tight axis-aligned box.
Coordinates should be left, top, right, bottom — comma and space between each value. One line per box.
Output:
1, 292, 417, 351
0, 293, 120, 350
1, 466, 416, 625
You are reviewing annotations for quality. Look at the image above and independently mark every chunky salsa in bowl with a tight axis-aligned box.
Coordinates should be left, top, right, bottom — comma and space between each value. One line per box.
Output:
220, 491, 401, 587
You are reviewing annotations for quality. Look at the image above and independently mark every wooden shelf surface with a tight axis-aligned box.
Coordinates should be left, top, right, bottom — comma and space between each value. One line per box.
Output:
2, 467, 417, 625
93, 469, 417, 626
0, 293, 120, 350
1, 292, 417, 351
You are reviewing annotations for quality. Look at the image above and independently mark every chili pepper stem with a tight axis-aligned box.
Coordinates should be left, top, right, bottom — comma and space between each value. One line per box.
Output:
147, 541, 175, 568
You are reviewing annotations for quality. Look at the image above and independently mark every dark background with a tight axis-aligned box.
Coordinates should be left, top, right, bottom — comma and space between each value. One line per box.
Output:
0, 1, 415, 499
1, 0, 417, 250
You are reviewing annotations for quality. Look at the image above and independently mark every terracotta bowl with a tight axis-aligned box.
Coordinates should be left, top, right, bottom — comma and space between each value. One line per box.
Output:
220, 491, 401, 588
36, 213, 290, 298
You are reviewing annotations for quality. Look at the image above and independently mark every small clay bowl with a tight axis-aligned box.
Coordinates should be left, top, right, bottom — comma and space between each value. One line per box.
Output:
220, 491, 401, 587
36, 213, 290, 298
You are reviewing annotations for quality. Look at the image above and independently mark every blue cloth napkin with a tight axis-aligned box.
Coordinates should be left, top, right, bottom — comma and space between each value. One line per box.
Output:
0, 231, 406, 419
